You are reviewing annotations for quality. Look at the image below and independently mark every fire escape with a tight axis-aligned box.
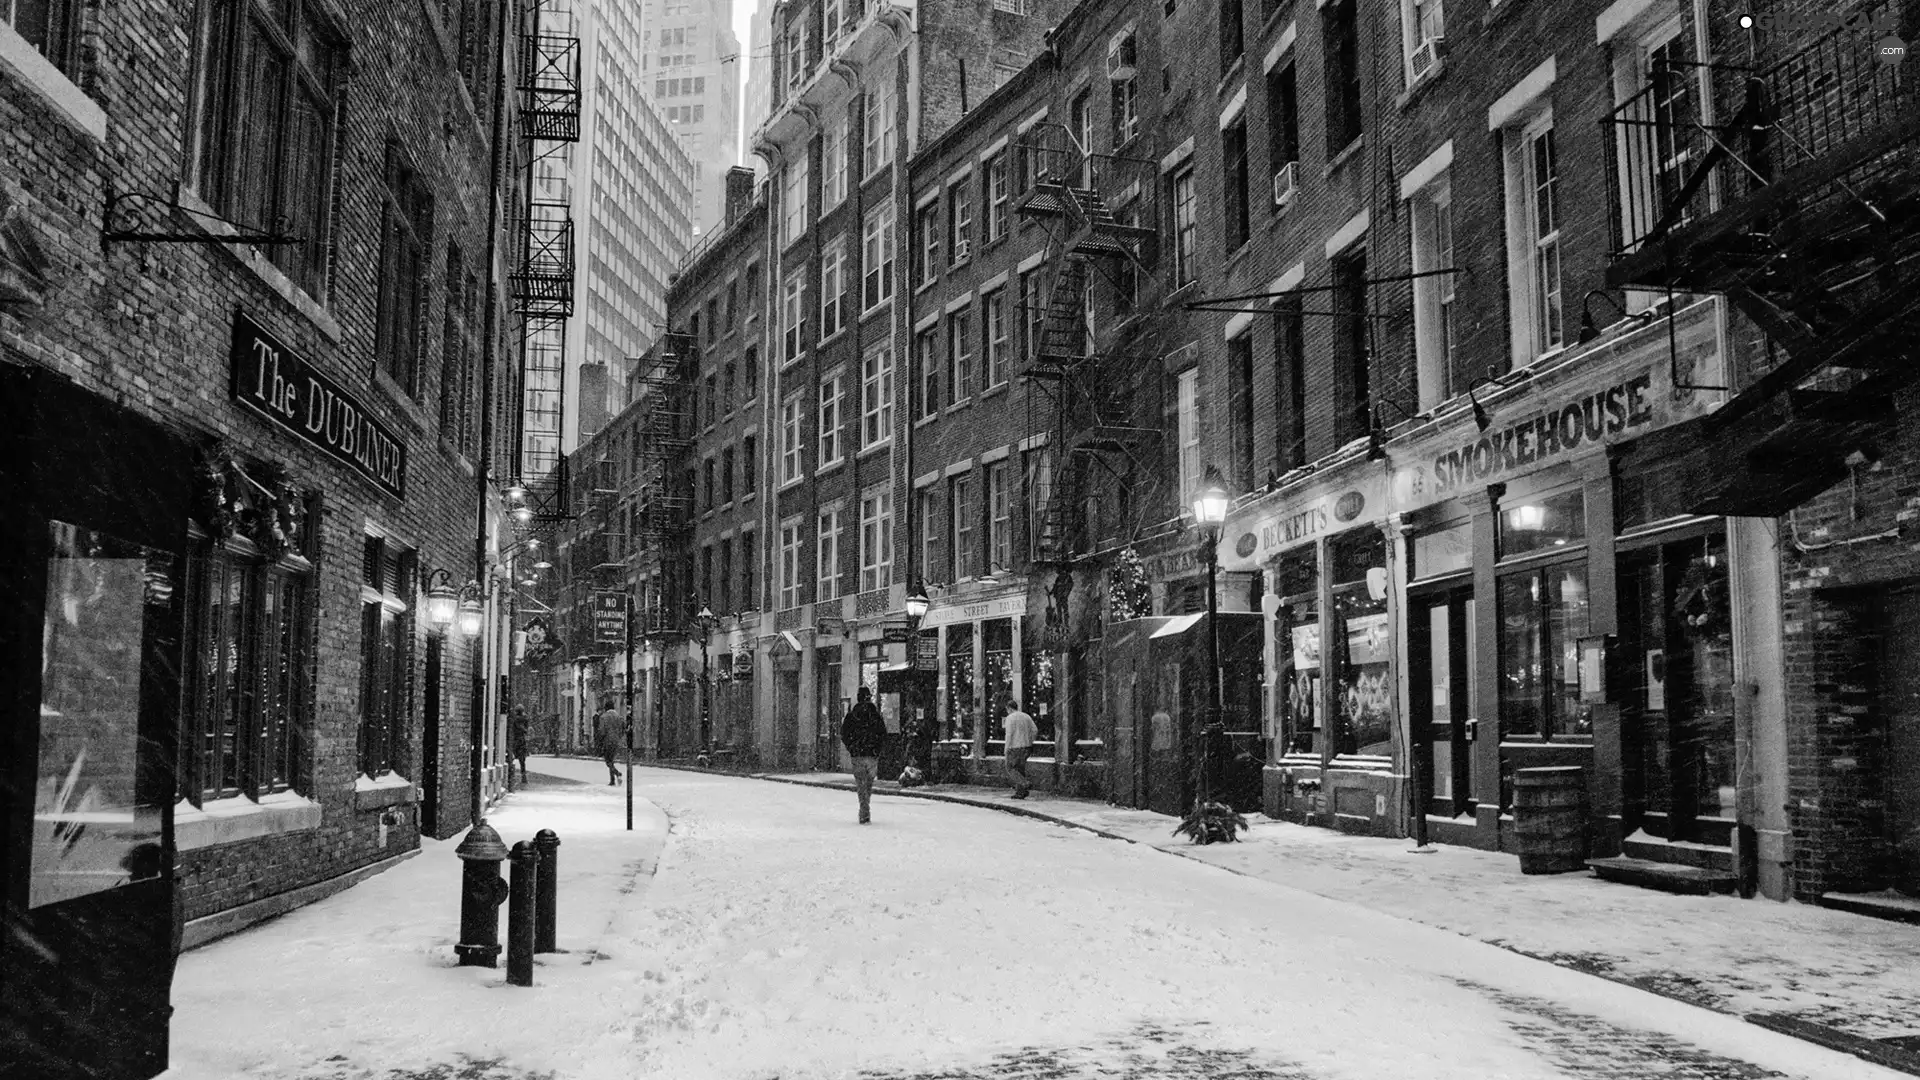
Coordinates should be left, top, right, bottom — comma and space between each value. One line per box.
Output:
1603, 3, 1920, 515
632, 332, 696, 639
1015, 121, 1161, 569
511, 0, 581, 506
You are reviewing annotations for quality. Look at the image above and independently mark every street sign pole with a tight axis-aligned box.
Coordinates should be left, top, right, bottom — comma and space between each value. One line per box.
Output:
624, 593, 635, 831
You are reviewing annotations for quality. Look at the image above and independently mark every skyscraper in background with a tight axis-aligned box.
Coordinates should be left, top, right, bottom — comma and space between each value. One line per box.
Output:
741, 0, 773, 173
643, 0, 743, 237
521, 0, 696, 470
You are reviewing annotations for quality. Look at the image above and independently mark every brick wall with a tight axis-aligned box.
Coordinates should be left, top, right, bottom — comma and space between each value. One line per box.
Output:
2, 1, 502, 921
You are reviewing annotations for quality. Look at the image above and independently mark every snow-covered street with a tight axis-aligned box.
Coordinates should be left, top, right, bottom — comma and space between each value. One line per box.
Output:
162, 760, 1909, 1080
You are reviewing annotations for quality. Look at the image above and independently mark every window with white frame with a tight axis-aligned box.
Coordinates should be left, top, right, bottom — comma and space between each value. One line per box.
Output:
947, 176, 973, 264
778, 517, 804, 609
950, 472, 977, 580
985, 151, 1010, 242
1504, 112, 1563, 360
781, 270, 806, 362
823, 108, 849, 209
812, 507, 839, 602
820, 237, 846, 338
781, 151, 809, 246
916, 198, 940, 287
859, 488, 893, 593
862, 203, 895, 310
918, 487, 939, 579
861, 345, 894, 448
819, 372, 844, 467
782, 14, 809, 96
983, 289, 1009, 389
987, 460, 1012, 572
1170, 165, 1196, 286
1020, 271, 1043, 361
1177, 367, 1201, 509
863, 83, 895, 177
948, 307, 974, 404
1612, 15, 1698, 273
916, 324, 941, 418
780, 392, 804, 483
824, 0, 846, 44
1410, 173, 1456, 409
1401, 0, 1445, 84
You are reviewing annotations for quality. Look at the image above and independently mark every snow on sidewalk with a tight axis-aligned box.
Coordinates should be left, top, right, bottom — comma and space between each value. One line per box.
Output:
763, 770, 1920, 1045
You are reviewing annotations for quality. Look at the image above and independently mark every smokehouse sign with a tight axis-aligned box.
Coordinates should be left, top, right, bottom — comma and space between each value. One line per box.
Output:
229, 313, 407, 498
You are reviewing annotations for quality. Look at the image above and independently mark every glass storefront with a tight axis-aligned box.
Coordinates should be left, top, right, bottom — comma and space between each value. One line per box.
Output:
945, 622, 975, 741
1329, 528, 1390, 758
1275, 546, 1319, 757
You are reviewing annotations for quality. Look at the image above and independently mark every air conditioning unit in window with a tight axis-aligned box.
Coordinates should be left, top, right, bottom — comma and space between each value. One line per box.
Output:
1409, 36, 1447, 80
953, 239, 971, 262
1106, 32, 1137, 82
1271, 161, 1298, 208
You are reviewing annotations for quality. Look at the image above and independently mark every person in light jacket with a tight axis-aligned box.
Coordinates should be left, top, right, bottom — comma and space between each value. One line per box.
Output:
840, 687, 887, 824
1002, 696, 1037, 799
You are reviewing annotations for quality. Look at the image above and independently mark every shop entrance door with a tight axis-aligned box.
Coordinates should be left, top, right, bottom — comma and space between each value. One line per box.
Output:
2, 369, 192, 1079
1409, 589, 1476, 818
1884, 589, 1920, 896
1618, 532, 1736, 845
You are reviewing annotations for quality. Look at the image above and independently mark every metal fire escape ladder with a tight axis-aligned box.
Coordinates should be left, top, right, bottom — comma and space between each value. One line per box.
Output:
511, 0, 583, 485
1600, 2, 1920, 515
1016, 123, 1163, 564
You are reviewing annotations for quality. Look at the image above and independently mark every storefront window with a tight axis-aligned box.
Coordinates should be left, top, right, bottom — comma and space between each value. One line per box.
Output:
1497, 563, 1592, 738
1412, 519, 1471, 580
1022, 616, 1055, 743
984, 618, 1015, 749
1330, 528, 1391, 757
1498, 487, 1586, 558
945, 622, 975, 741
1275, 547, 1319, 757
34, 523, 172, 908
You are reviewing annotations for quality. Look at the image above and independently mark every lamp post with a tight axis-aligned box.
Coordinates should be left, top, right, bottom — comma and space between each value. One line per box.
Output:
1192, 469, 1231, 810
904, 581, 931, 775
426, 567, 486, 825
691, 605, 717, 760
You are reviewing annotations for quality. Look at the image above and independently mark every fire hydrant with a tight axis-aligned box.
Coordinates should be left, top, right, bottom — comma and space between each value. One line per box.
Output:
454, 819, 510, 967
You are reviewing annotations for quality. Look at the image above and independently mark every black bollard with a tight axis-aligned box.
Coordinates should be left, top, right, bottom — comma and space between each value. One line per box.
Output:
507, 840, 537, 986
532, 829, 561, 953
454, 821, 509, 968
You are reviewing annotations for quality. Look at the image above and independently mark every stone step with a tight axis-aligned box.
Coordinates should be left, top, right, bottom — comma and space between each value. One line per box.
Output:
1621, 834, 1734, 871
1586, 856, 1738, 896
1816, 889, 1920, 925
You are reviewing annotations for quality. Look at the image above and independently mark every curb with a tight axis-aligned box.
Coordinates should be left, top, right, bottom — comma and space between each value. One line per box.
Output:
648, 763, 1920, 1078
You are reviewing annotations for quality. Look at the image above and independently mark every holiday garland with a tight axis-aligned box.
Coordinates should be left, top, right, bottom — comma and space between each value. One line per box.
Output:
196, 439, 306, 557
1107, 545, 1152, 622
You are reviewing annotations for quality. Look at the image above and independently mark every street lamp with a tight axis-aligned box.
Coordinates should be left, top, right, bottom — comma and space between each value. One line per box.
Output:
1193, 468, 1230, 824
904, 580, 932, 777
691, 605, 717, 761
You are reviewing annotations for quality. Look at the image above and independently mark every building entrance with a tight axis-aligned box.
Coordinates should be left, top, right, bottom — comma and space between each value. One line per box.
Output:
1616, 530, 1736, 846
1410, 588, 1476, 818
1883, 589, 1920, 896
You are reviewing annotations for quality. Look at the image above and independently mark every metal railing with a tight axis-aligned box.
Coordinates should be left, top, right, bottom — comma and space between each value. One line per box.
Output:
1604, 1, 1919, 258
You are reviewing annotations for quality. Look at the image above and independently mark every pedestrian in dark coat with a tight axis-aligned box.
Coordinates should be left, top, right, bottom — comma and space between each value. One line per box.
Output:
596, 699, 623, 785
509, 706, 530, 785
840, 687, 887, 824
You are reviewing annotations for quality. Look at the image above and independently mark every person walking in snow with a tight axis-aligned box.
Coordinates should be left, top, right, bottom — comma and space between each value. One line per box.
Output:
1001, 696, 1037, 800
841, 687, 887, 824
596, 699, 623, 785
509, 706, 530, 785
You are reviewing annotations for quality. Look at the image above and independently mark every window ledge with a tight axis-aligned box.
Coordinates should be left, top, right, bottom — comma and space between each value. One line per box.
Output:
175, 190, 344, 345
0, 23, 105, 142
353, 772, 418, 810
858, 439, 891, 459
176, 792, 322, 851
1323, 137, 1367, 178
816, 460, 845, 479
915, 413, 940, 429
1217, 56, 1246, 96
946, 398, 973, 414
1396, 58, 1449, 111
370, 367, 432, 434
819, 328, 847, 349
981, 381, 1009, 400
916, 278, 940, 296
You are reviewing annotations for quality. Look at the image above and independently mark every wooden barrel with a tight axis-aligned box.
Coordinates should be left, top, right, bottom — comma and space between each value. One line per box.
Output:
1512, 766, 1589, 874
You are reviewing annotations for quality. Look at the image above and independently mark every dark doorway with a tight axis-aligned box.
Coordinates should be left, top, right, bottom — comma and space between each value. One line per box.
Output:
1617, 530, 1736, 845
1884, 588, 1920, 896
1409, 587, 1476, 818
1, 367, 192, 1079
421, 636, 442, 836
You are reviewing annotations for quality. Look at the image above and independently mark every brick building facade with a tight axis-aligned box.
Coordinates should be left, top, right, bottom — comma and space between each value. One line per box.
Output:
2, 0, 535, 1071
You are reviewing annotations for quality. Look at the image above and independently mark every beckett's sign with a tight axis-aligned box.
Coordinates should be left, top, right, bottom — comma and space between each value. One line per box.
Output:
229, 313, 408, 498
